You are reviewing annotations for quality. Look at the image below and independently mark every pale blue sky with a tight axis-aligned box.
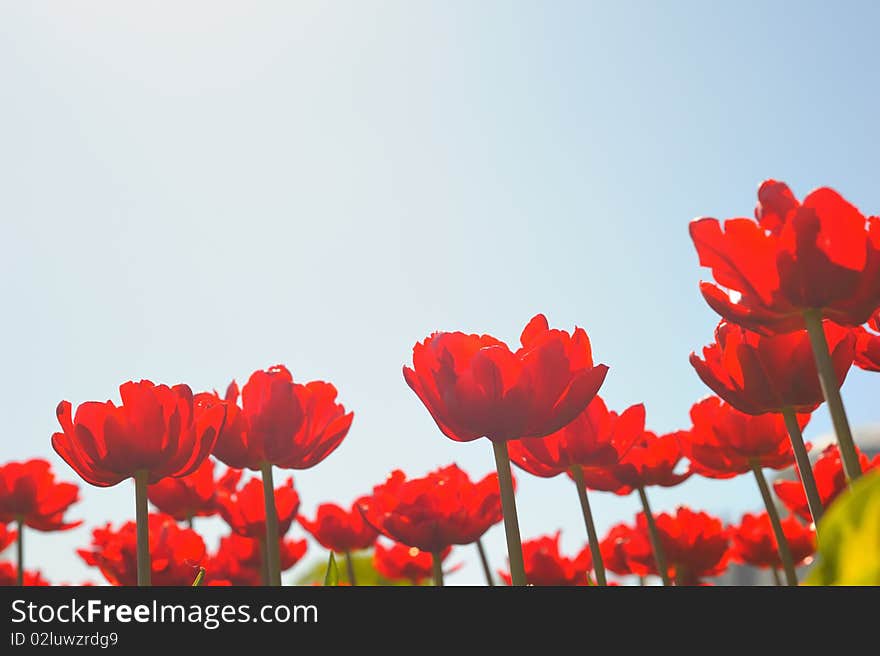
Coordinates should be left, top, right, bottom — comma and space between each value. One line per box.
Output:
2, 1, 878, 585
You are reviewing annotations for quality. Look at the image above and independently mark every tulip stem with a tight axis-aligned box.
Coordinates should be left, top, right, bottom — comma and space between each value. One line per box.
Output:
259, 463, 282, 586
751, 462, 798, 586
636, 486, 670, 586
492, 441, 526, 586
259, 538, 269, 585
186, 516, 194, 530
432, 551, 444, 587
345, 551, 358, 586
771, 568, 781, 587
16, 519, 23, 587
476, 539, 495, 586
134, 470, 151, 586
803, 309, 862, 482
569, 466, 606, 586
781, 406, 824, 527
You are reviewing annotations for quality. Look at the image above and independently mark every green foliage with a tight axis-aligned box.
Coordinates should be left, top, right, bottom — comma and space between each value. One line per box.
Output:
806, 470, 880, 586
294, 551, 419, 586
323, 552, 339, 586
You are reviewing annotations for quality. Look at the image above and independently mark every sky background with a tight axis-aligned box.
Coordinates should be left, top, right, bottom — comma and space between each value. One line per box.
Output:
2, 1, 879, 585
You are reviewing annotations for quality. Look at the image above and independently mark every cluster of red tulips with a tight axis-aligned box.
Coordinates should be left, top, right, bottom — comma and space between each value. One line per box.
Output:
1, 179, 879, 587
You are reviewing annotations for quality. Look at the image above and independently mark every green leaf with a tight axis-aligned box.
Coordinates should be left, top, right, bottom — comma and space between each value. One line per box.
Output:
323, 552, 339, 587
805, 470, 880, 586
294, 551, 417, 586
192, 567, 206, 587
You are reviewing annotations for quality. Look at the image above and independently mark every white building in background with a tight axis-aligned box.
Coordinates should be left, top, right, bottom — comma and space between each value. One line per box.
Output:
714, 424, 880, 586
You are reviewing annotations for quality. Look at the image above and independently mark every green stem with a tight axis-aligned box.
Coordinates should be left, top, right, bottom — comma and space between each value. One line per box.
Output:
771, 567, 782, 587
636, 486, 670, 586
638, 576, 645, 587
345, 551, 357, 586
432, 551, 444, 587
492, 441, 526, 586
569, 466, 606, 586
476, 539, 495, 586
16, 519, 23, 587
781, 406, 824, 526
186, 515, 194, 530
134, 470, 151, 586
259, 538, 269, 586
259, 462, 282, 586
803, 309, 862, 482
751, 462, 798, 586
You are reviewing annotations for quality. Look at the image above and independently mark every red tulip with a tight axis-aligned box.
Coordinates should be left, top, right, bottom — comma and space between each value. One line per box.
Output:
728, 512, 816, 569
403, 314, 609, 443
853, 325, 880, 372
507, 397, 643, 479
599, 523, 653, 577
608, 431, 693, 493
498, 532, 592, 586
78, 514, 206, 586
207, 366, 353, 471
0, 562, 50, 586
372, 540, 454, 585
690, 321, 855, 414
206, 533, 307, 585
216, 476, 301, 539
625, 508, 730, 585
359, 465, 504, 553
683, 396, 807, 478
298, 498, 378, 553
52, 380, 226, 487
0, 523, 16, 553
147, 459, 242, 523
0, 459, 81, 531
690, 180, 880, 333
871, 310, 880, 332
773, 444, 880, 522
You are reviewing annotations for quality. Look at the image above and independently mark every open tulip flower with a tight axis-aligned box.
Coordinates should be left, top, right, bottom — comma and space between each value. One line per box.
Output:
206, 533, 307, 586
0, 459, 81, 531
207, 368, 353, 472
599, 523, 654, 579
148, 458, 242, 527
728, 513, 816, 575
78, 513, 206, 586
52, 381, 226, 488
404, 314, 608, 586
691, 179, 880, 483
0, 562, 50, 586
773, 444, 880, 523
299, 497, 378, 585
608, 430, 693, 493
359, 465, 503, 586
201, 365, 352, 586
51, 380, 226, 585
690, 180, 880, 333
498, 532, 592, 586
0, 459, 81, 585
625, 508, 730, 586
690, 321, 854, 415
685, 396, 805, 478
372, 541, 455, 586
853, 324, 880, 372
404, 314, 608, 445
217, 476, 301, 540
508, 396, 644, 585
